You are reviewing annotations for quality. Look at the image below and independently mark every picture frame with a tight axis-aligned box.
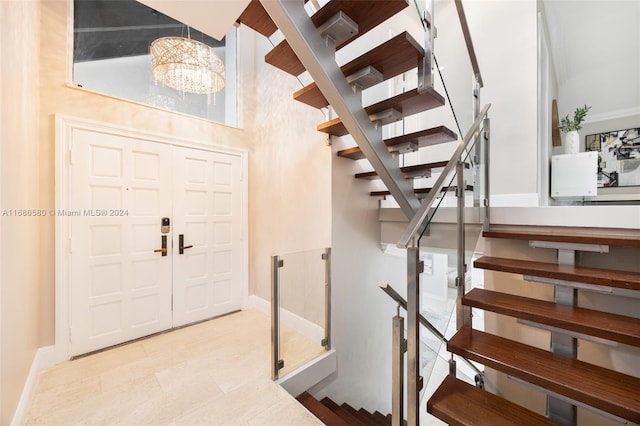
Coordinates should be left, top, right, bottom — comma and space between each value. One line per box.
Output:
585, 127, 640, 187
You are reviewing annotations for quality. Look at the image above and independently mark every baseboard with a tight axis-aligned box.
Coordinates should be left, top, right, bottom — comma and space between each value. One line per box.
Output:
10, 346, 54, 426
490, 193, 539, 207
244, 295, 325, 344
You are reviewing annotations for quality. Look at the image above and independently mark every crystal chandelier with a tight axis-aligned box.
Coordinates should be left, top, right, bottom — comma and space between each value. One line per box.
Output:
150, 36, 225, 95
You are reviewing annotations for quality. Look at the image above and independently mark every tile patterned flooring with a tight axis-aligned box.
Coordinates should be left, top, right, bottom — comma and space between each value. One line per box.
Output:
26, 310, 323, 426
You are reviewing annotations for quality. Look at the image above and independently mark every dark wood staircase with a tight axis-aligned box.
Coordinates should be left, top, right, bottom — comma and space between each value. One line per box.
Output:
297, 392, 392, 426
428, 227, 640, 425
236, 2, 640, 425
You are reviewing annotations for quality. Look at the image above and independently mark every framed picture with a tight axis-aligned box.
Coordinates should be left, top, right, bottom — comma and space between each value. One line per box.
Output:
585, 127, 640, 187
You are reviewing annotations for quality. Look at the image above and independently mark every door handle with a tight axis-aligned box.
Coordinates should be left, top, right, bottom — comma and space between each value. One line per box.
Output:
179, 234, 193, 255
154, 235, 168, 256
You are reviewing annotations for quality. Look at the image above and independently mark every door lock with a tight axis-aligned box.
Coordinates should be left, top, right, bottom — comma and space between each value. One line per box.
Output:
179, 234, 193, 255
161, 217, 170, 234
154, 235, 168, 256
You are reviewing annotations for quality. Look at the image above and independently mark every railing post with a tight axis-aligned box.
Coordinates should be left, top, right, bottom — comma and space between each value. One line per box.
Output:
271, 255, 284, 380
483, 117, 491, 230
407, 242, 422, 426
392, 308, 405, 426
417, 0, 434, 93
456, 162, 471, 329
322, 248, 331, 350
473, 78, 482, 207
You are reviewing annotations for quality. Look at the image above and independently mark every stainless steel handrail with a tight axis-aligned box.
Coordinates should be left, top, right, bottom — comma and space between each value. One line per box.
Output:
397, 103, 491, 248
380, 283, 483, 377
454, 0, 484, 87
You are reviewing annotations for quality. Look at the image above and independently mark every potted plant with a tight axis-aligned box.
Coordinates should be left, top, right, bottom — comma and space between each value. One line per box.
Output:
559, 104, 591, 154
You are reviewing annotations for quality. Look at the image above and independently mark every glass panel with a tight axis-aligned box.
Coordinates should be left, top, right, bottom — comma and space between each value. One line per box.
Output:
72, 0, 237, 126
277, 248, 328, 377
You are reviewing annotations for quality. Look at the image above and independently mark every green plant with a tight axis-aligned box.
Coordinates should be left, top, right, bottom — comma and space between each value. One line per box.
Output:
559, 104, 591, 133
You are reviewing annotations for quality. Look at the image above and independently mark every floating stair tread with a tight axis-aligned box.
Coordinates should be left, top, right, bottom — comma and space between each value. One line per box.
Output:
463, 288, 640, 347
483, 228, 640, 248
356, 161, 448, 180
474, 256, 640, 291
337, 126, 458, 160
265, 0, 409, 76
237, 0, 278, 38
294, 31, 424, 109
427, 375, 560, 426
318, 88, 446, 136
297, 392, 350, 426
370, 185, 473, 198
448, 327, 640, 422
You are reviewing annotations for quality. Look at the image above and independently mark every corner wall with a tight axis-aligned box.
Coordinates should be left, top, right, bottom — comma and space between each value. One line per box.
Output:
1, 1, 41, 422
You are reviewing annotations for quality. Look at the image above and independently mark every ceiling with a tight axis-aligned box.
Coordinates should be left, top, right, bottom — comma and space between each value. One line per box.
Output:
73, 0, 232, 62
542, 0, 640, 86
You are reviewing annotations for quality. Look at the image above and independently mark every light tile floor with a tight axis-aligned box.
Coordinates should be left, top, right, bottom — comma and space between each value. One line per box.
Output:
26, 310, 323, 426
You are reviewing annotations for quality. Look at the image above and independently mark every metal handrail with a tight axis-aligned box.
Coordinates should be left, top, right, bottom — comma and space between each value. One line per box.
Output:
454, 0, 484, 88
379, 283, 483, 376
397, 103, 491, 248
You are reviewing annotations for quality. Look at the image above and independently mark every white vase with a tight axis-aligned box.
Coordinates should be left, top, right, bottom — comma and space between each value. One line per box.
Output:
564, 131, 580, 154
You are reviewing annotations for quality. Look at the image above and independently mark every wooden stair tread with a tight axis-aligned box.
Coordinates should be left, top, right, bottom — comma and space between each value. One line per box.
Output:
317, 88, 446, 136
483, 228, 640, 248
297, 392, 350, 426
427, 375, 559, 426
370, 185, 473, 198
341, 403, 371, 426
447, 327, 640, 422
320, 397, 341, 412
372, 411, 390, 426
237, 0, 278, 38
265, 0, 409, 76
474, 256, 640, 291
356, 161, 448, 180
463, 288, 640, 347
337, 126, 457, 160
294, 31, 424, 109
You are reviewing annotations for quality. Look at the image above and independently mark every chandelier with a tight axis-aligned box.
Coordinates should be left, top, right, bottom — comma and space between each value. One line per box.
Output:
150, 36, 225, 95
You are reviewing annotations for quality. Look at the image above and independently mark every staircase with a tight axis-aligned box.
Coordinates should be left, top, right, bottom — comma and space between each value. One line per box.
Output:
427, 227, 640, 425
298, 392, 393, 426
236, 1, 640, 425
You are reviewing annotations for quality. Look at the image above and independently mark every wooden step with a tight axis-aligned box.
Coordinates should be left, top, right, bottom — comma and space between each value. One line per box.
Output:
321, 397, 369, 426
340, 403, 371, 426
318, 88, 445, 136
320, 396, 341, 412
294, 31, 424, 109
265, 0, 409, 76
372, 411, 390, 426
370, 185, 473, 198
447, 327, 640, 423
357, 408, 384, 426
474, 256, 640, 291
483, 228, 640, 248
337, 126, 457, 160
237, 0, 278, 38
356, 161, 448, 180
463, 288, 640, 347
427, 375, 560, 426
298, 392, 350, 426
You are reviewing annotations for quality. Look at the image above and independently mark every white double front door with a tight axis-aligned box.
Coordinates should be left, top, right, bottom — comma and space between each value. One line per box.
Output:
68, 130, 243, 356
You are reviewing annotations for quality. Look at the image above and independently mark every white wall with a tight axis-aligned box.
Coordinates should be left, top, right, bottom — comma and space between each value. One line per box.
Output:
309, 144, 406, 414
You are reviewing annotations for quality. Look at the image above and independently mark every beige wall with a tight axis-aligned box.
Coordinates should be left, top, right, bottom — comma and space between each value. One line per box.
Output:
1, 1, 42, 423
0, 0, 332, 421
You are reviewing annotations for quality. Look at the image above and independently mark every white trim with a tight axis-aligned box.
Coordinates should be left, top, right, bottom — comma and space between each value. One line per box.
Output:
489, 193, 539, 207
490, 206, 640, 229
243, 295, 325, 344
53, 114, 249, 365
277, 350, 337, 397
10, 346, 53, 426
583, 107, 640, 124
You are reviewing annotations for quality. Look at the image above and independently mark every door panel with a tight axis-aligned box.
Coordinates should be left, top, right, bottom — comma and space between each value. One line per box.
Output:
69, 130, 243, 354
69, 131, 173, 356
172, 147, 242, 327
